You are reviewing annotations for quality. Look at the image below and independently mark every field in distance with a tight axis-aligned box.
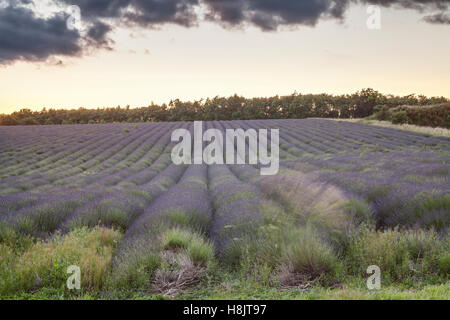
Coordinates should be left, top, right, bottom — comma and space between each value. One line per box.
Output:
0, 119, 448, 299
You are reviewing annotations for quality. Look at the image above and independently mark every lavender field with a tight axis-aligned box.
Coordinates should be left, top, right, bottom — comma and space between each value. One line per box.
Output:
0, 119, 449, 299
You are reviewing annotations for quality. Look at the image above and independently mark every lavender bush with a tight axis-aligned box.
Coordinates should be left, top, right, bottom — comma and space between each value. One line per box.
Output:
0, 119, 448, 295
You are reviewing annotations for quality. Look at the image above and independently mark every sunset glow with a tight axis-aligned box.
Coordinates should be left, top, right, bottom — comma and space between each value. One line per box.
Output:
0, 2, 449, 114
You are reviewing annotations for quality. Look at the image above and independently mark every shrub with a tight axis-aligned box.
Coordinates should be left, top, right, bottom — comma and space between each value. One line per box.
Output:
406, 103, 450, 128
438, 254, 450, 276
346, 227, 410, 281
384, 103, 450, 128
373, 105, 391, 121
391, 110, 410, 124
346, 227, 448, 282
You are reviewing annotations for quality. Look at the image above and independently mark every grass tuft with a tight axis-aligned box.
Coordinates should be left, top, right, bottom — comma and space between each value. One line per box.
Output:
282, 226, 340, 280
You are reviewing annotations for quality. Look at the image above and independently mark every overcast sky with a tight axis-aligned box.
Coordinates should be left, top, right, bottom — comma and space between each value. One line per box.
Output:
0, 0, 449, 113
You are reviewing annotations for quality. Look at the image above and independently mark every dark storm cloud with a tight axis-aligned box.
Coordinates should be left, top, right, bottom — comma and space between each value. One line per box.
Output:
0, 0, 449, 64
58, 0, 199, 47
59, 0, 199, 26
203, 0, 347, 30
0, 4, 82, 64
123, 0, 199, 27
203, 0, 450, 30
86, 20, 114, 48
0, 0, 201, 64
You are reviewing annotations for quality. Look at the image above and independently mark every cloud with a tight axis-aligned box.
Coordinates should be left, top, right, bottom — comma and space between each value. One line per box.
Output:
203, 0, 450, 30
203, 0, 348, 30
0, 0, 449, 64
86, 20, 114, 49
59, 0, 200, 26
57, 0, 200, 48
360, 0, 449, 12
423, 12, 450, 24
0, 4, 82, 65
123, 0, 199, 27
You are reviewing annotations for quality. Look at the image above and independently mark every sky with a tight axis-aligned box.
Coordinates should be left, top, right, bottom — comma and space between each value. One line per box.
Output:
0, 0, 449, 114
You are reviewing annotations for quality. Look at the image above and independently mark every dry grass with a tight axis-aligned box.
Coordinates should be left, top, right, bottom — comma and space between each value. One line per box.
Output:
152, 251, 206, 298
147, 228, 215, 298
328, 118, 450, 137
258, 170, 356, 235
276, 263, 323, 290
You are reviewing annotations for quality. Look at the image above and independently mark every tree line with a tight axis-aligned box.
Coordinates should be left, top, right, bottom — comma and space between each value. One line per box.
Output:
1, 89, 448, 126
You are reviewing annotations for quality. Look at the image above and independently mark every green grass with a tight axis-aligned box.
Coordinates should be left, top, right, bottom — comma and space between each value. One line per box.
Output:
161, 227, 214, 266
282, 226, 340, 279
107, 225, 216, 296
0, 215, 448, 300
0, 226, 122, 298
178, 274, 450, 300
346, 226, 449, 283
107, 244, 162, 291
3, 272, 449, 300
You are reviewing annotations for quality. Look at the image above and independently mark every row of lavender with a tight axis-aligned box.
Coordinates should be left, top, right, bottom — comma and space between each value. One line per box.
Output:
0, 120, 448, 289
1, 119, 448, 233
269, 120, 449, 232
